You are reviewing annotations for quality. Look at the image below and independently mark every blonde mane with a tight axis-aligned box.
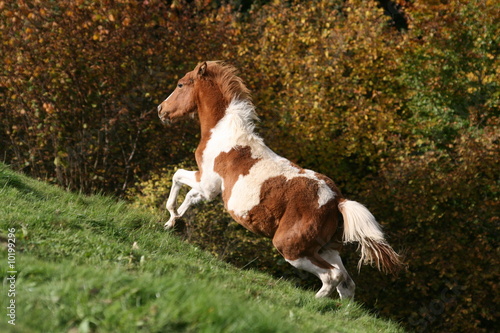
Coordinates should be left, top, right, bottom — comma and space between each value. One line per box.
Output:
196, 61, 251, 103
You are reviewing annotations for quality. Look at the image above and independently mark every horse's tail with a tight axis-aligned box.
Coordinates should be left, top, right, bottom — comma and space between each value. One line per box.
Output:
338, 199, 403, 275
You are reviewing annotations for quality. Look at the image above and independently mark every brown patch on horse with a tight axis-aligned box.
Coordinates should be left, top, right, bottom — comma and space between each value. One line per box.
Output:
213, 146, 260, 203
227, 174, 342, 259
232, 175, 288, 237
271, 177, 341, 262
196, 79, 227, 136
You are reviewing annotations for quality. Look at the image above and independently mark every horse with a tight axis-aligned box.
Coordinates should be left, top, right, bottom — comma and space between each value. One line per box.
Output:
157, 61, 402, 299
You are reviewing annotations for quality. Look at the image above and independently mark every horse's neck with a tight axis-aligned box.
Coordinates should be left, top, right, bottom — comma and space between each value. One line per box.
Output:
198, 99, 268, 164
195, 94, 227, 166
198, 101, 226, 141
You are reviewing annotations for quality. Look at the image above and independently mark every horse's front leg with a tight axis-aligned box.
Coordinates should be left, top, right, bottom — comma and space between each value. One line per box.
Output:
165, 169, 202, 229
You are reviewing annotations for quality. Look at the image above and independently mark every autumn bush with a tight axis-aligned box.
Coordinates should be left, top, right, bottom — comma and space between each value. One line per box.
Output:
1, 0, 498, 331
0, 0, 238, 193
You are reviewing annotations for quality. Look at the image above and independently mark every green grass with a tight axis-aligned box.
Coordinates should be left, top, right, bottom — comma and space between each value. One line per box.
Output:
0, 163, 404, 332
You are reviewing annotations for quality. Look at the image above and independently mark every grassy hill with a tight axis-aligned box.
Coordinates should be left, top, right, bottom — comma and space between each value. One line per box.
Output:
0, 164, 404, 332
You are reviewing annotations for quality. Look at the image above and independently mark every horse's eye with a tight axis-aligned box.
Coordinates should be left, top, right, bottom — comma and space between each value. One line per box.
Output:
177, 83, 183, 88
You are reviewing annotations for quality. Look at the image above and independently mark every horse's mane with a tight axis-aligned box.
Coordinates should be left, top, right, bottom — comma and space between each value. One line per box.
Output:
197, 61, 251, 103
195, 61, 261, 142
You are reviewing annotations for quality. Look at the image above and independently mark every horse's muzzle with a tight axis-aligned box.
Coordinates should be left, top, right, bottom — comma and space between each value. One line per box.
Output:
159, 114, 172, 125
158, 105, 171, 125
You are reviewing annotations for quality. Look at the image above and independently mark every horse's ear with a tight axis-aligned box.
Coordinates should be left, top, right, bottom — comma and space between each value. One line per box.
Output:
198, 62, 207, 77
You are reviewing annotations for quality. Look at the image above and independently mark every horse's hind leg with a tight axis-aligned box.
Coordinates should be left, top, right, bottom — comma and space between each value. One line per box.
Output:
285, 256, 347, 299
319, 249, 355, 299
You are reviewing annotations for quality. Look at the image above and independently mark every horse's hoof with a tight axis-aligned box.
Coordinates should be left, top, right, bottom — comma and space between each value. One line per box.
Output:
164, 218, 177, 230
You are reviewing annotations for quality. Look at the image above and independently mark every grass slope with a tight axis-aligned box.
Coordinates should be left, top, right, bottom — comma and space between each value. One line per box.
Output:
0, 164, 404, 332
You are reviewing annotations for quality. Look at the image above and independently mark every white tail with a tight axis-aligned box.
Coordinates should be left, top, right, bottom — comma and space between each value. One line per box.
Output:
338, 199, 402, 274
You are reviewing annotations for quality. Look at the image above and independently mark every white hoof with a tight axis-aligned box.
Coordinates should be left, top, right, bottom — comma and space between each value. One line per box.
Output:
164, 215, 178, 229
315, 285, 335, 298
337, 280, 355, 300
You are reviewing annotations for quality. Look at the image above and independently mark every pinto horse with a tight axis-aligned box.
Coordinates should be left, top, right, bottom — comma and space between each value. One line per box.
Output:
158, 61, 402, 299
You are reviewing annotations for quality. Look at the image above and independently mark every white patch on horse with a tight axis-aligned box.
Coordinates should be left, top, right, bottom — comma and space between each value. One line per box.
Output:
198, 98, 336, 217
202, 99, 336, 217
228, 160, 335, 217
197, 99, 261, 200
317, 180, 336, 207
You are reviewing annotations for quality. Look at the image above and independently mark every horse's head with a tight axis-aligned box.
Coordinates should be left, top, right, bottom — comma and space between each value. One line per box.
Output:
158, 61, 250, 126
157, 62, 209, 125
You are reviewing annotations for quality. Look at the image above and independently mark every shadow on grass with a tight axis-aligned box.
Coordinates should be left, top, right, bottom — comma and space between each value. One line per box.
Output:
0, 166, 46, 201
